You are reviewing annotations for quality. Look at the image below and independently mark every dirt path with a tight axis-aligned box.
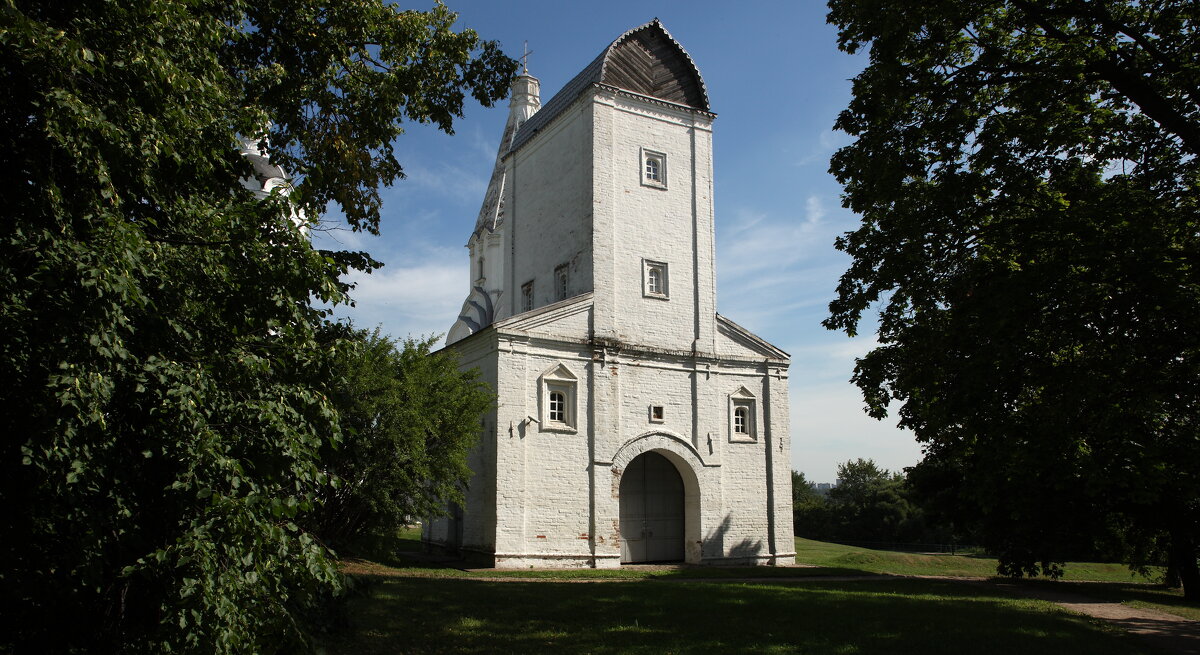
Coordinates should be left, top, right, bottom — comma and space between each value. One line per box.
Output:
981, 580, 1200, 655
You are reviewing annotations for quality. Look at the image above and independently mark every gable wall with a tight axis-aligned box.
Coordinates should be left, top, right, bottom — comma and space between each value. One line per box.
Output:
507, 102, 595, 316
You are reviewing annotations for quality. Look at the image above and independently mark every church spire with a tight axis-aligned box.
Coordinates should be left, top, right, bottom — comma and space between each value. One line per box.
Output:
449, 69, 542, 344
471, 69, 541, 241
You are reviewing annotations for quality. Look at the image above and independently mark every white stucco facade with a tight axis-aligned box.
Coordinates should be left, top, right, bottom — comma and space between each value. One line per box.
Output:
426, 20, 794, 568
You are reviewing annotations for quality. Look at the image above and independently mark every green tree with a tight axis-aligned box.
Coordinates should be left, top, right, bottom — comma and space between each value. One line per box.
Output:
792, 470, 823, 506
825, 0, 1200, 595
309, 327, 492, 551
0, 0, 514, 651
827, 459, 916, 543
792, 470, 834, 540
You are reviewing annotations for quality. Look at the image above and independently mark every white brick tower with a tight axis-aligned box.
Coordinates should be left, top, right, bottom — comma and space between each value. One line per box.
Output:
429, 19, 794, 568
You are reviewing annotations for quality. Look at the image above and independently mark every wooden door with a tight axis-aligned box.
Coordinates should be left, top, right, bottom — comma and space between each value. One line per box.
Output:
619, 452, 684, 563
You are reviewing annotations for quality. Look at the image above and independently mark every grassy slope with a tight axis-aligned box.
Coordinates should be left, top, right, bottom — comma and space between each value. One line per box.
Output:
792, 537, 1200, 620
358, 529, 1160, 584
792, 537, 1160, 582
327, 576, 1153, 655
326, 528, 1197, 653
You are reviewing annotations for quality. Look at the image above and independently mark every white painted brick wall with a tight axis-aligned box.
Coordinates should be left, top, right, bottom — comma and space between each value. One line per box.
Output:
507, 103, 594, 315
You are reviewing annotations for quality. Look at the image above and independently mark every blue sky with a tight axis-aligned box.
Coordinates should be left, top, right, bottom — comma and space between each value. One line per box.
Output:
312, 1, 923, 483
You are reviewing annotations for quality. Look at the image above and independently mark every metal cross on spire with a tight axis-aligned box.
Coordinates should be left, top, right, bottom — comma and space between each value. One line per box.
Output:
520, 40, 533, 75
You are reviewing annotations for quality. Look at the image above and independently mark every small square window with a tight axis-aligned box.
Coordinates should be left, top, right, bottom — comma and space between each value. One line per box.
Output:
521, 281, 534, 312
554, 264, 569, 302
643, 260, 669, 299
649, 405, 665, 423
641, 148, 667, 189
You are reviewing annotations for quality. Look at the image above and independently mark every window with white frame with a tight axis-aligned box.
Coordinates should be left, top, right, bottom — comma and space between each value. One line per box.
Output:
521, 280, 534, 312
540, 363, 578, 432
641, 148, 666, 189
728, 387, 758, 442
554, 264, 569, 301
549, 391, 566, 422
643, 259, 669, 299
734, 406, 748, 433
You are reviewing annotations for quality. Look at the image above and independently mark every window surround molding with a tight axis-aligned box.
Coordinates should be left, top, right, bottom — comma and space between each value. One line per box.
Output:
642, 259, 669, 300
521, 280, 534, 313
641, 147, 667, 189
728, 386, 758, 443
648, 405, 665, 423
539, 363, 578, 433
554, 263, 569, 302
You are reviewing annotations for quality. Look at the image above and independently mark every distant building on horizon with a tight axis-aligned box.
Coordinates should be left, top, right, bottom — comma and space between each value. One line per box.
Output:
423, 19, 793, 568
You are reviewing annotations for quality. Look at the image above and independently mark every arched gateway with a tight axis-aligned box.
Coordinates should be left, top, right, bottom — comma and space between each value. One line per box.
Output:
619, 451, 685, 563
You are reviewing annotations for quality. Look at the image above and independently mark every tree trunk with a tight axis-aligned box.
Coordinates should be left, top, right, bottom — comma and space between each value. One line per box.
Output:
1165, 561, 1180, 589
1169, 529, 1200, 601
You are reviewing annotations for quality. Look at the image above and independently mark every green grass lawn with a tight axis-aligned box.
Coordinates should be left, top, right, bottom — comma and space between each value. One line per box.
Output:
322, 576, 1153, 654
792, 537, 1161, 582
324, 529, 1196, 653
351, 529, 1161, 584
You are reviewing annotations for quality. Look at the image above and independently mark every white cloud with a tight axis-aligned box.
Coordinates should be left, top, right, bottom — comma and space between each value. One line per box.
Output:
718, 194, 831, 280
725, 208, 768, 237
804, 195, 826, 224
790, 382, 922, 482
792, 128, 853, 167
397, 159, 489, 206
329, 258, 467, 344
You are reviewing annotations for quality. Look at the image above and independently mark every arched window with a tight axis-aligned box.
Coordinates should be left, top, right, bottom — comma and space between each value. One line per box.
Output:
549, 391, 566, 423
645, 157, 660, 182
733, 406, 748, 434
555, 263, 569, 301
643, 260, 668, 298
641, 149, 666, 188
541, 363, 577, 432
521, 280, 534, 312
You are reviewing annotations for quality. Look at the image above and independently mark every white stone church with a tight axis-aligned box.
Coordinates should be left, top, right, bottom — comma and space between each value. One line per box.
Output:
423, 19, 794, 567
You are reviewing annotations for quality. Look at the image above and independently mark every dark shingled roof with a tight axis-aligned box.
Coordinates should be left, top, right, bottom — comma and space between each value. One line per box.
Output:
508, 19, 709, 154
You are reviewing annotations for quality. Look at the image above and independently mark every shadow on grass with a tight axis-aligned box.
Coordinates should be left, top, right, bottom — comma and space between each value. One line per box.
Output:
322, 577, 1154, 655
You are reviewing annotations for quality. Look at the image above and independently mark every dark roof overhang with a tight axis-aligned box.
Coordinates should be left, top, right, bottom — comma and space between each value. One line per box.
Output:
508, 19, 711, 155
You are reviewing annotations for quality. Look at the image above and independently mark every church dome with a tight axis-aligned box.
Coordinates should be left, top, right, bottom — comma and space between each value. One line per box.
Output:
595, 18, 709, 110
509, 19, 710, 154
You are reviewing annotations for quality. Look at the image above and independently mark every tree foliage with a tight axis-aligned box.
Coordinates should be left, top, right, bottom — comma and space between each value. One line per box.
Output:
0, 0, 514, 651
792, 470, 823, 506
794, 460, 944, 544
309, 327, 492, 550
825, 0, 1200, 594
